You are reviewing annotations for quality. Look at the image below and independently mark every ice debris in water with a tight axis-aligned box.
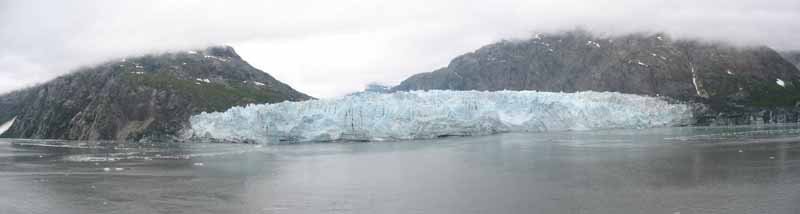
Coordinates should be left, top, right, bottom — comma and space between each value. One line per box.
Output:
190, 90, 693, 143
193, 162, 205, 166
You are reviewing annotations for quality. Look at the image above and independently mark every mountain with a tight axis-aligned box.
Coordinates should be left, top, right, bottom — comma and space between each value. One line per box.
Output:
781, 51, 800, 69
393, 30, 800, 125
0, 46, 310, 141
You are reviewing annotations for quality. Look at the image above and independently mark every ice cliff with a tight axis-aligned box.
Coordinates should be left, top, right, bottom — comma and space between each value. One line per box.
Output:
189, 90, 692, 143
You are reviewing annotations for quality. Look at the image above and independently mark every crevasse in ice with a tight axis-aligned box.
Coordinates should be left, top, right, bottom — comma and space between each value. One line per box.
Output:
189, 90, 692, 143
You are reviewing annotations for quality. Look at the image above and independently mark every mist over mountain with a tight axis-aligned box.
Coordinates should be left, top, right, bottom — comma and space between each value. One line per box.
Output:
2, 0, 799, 98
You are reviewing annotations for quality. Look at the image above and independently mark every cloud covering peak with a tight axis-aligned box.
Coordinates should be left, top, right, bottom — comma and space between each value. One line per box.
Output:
1, 0, 799, 97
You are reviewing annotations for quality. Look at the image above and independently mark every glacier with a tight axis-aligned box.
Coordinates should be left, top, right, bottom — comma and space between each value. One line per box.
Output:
189, 90, 692, 143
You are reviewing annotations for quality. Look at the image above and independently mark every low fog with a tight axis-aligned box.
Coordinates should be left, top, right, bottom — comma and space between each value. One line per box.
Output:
1, 0, 799, 97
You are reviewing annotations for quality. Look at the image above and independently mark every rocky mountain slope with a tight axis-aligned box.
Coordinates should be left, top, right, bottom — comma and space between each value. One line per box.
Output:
394, 30, 800, 125
0, 46, 310, 141
782, 51, 800, 69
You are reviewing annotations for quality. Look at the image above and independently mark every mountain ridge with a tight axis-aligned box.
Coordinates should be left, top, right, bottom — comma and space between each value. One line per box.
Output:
393, 30, 800, 124
781, 51, 800, 70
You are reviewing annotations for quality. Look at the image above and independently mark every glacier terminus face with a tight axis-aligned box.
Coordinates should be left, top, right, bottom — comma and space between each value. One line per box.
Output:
189, 90, 693, 143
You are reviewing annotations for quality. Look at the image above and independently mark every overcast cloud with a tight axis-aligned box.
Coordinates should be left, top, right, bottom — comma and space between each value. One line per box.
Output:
1, 0, 799, 97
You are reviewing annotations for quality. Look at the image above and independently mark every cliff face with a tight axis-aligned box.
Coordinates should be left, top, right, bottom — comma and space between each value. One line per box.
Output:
394, 31, 800, 125
0, 46, 310, 141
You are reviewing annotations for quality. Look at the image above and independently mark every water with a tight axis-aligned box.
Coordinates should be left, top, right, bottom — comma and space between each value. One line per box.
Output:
1, 125, 800, 214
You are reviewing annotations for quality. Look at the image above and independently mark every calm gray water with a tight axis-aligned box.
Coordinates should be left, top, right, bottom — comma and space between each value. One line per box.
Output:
1, 125, 800, 214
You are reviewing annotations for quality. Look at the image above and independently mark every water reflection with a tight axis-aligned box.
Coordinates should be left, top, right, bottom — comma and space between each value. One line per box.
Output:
0, 124, 799, 213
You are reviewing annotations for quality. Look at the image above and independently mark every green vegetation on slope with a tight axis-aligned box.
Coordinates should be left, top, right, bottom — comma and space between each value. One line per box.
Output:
748, 79, 800, 107
123, 72, 287, 113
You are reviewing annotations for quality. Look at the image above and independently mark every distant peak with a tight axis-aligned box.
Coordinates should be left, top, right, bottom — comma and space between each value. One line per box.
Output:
202, 45, 240, 59
182, 45, 240, 59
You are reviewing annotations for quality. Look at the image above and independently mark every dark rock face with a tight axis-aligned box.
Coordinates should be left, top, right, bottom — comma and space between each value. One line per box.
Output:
0, 46, 310, 141
394, 30, 800, 125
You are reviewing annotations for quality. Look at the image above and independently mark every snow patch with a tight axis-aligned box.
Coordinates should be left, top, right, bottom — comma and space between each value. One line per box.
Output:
656, 36, 663, 41
586, 40, 601, 48
187, 51, 198, 54
196, 78, 211, 83
190, 91, 692, 143
650, 53, 667, 60
690, 65, 708, 98
777, 79, 785, 87
204, 55, 229, 62
254, 81, 265, 86
726, 70, 734, 75
131, 71, 144, 75
0, 117, 16, 135
629, 60, 648, 67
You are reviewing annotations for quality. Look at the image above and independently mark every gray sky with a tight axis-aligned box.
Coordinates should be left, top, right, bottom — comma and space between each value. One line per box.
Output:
1, 0, 799, 98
